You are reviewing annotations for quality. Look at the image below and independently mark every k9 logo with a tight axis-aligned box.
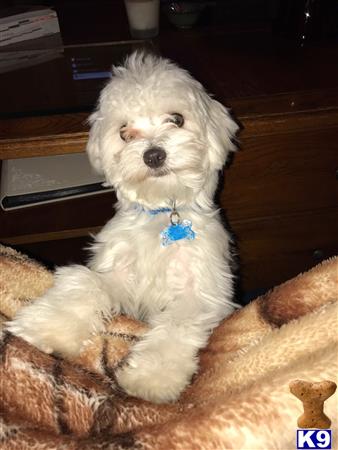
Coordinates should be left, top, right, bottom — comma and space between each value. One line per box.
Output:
297, 430, 332, 449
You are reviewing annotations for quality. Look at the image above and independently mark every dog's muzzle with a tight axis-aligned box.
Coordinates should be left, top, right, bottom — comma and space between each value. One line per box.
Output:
143, 147, 167, 169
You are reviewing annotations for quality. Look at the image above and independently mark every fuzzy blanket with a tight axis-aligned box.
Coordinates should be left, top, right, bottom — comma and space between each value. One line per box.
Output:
0, 244, 337, 450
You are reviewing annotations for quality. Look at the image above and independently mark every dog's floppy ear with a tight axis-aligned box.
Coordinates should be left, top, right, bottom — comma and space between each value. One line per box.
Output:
207, 99, 239, 170
86, 111, 104, 174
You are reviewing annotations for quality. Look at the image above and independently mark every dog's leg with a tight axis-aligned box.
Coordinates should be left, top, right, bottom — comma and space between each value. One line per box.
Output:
116, 299, 224, 403
116, 239, 235, 403
7, 264, 122, 356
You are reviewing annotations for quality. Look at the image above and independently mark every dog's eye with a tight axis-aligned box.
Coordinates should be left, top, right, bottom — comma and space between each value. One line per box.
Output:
120, 125, 127, 141
166, 113, 184, 128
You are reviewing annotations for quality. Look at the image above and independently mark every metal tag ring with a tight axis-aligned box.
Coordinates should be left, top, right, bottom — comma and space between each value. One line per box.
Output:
170, 211, 181, 225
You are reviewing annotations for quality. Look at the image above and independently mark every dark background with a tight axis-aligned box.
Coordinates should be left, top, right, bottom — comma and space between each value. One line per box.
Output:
2, 0, 338, 43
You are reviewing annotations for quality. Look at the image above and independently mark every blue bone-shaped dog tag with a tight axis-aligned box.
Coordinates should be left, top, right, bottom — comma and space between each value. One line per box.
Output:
161, 220, 196, 247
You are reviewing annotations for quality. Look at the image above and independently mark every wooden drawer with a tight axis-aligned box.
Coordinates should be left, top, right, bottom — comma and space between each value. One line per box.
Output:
222, 124, 338, 222
0, 191, 116, 242
233, 208, 338, 291
12, 236, 92, 269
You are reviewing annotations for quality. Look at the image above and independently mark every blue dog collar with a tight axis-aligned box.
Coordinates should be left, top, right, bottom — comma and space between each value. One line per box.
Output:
147, 207, 172, 216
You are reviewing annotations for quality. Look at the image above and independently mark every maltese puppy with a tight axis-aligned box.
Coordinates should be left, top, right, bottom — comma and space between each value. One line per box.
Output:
8, 52, 239, 403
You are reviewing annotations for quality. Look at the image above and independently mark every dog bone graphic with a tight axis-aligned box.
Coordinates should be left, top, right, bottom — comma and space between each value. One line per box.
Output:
289, 379, 337, 429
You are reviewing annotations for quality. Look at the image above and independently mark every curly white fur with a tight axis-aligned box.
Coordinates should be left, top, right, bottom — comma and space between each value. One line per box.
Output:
8, 52, 239, 403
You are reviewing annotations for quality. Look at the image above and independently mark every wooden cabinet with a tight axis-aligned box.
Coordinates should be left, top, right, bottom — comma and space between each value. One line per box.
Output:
222, 108, 338, 291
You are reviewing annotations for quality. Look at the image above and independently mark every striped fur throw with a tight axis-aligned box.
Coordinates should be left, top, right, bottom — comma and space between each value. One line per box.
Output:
0, 244, 337, 449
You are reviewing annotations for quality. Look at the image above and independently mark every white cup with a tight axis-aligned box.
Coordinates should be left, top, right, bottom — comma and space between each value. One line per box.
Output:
124, 0, 160, 39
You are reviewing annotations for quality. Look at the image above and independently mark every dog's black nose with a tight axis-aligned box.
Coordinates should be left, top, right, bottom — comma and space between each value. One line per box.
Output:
143, 147, 167, 169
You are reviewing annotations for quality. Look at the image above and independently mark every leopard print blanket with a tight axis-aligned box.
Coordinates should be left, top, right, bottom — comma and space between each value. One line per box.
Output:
0, 244, 337, 449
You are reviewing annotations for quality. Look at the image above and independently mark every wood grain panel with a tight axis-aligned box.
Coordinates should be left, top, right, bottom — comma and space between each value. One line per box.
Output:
233, 208, 338, 290
0, 191, 116, 239
1, 227, 102, 246
222, 126, 338, 221
0, 113, 88, 140
1, 104, 338, 160
0, 134, 88, 160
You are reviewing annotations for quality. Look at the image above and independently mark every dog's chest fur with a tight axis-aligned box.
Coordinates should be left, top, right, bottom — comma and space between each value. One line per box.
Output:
90, 208, 231, 320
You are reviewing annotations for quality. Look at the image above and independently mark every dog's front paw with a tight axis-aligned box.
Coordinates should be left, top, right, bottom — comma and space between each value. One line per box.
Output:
116, 351, 197, 404
7, 303, 91, 357
7, 314, 55, 354
7, 264, 112, 357
8, 311, 60, 354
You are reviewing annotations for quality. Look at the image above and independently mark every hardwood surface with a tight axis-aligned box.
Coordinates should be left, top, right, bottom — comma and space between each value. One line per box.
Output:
0, 2, 337, 294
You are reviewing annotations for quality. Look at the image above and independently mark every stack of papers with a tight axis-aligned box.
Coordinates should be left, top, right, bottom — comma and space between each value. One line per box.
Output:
0, 7, 60, 47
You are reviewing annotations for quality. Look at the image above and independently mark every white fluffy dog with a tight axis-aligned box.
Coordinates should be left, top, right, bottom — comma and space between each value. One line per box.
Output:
8, 52, 239, 403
